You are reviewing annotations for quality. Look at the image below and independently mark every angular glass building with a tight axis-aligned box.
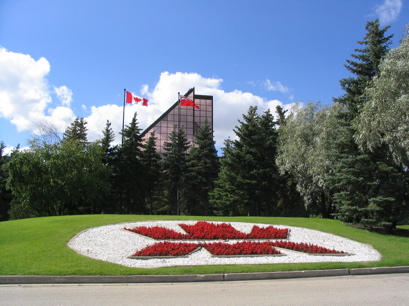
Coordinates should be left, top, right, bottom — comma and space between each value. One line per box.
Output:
141, 88, 213, 153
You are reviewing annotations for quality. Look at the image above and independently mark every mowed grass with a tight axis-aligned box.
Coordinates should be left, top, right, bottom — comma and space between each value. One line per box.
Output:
0, 214, 408, 276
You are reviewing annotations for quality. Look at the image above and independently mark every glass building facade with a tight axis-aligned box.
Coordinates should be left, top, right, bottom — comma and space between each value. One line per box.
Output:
141, 88, 213, 153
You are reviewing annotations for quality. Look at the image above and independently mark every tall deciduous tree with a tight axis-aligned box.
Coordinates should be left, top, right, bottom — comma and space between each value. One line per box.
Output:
5, 140, 110, 218
355, 28, 409, 167
182, 119, 219, 215
277, 102, 340, 217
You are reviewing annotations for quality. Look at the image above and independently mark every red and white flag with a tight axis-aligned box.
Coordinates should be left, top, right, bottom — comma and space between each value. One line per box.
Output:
126, 91, 148, 106
180, 96, 199, 109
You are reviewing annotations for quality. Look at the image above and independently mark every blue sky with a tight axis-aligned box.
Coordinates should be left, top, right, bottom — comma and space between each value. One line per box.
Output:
0, 0, 407, 154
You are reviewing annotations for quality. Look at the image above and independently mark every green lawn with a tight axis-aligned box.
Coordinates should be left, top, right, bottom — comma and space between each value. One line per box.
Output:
0, 215, 408, 276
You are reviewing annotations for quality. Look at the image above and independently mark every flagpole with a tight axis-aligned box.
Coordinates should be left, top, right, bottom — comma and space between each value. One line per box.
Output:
177, 92, 180, 129
177, 92, 179, 215
122, 89, 126, 146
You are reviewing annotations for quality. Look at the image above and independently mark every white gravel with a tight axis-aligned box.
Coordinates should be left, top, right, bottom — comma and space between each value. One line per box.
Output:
67, 220, 381, 269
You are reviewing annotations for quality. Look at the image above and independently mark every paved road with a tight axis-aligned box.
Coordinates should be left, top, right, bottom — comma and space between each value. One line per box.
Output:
1, 273, 408, 305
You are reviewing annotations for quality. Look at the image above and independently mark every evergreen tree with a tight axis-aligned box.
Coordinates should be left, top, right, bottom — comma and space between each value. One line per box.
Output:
330, 19, 400, 231
0, 142, 13, 221
100, 120, 116, 157
356, 28, 409, 167
63, 118, 88, 144
117, 113, 146, 214
211, 106, 280, 216
162, 125, 190, 215
141, 131, 162, 214
334, 19, 392, 116
354, 28, 409, 229
98, 120, 119, 213
181, 120, 219, 215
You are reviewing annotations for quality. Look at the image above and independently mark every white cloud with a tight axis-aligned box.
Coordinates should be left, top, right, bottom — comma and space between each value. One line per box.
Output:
58, 71, 294, 150
263, 79, 290, 94
375, 0, 402, 24
54, 85, 73, 106
0, 48, 75, 136
0, 49, 293, 151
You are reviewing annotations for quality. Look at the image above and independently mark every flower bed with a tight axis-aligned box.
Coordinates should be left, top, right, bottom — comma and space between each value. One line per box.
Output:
271, 241, 346, 254
129, 240, 346, 258
203, 241, 281, 256
129, 241, 282, 257
126, 226, 188, 239
125, 221, 346, 258
130, 241, 199, 257
125, 221, 289, 240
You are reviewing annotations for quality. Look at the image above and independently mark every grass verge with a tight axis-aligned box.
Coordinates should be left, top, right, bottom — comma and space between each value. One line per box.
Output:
0, 214, 408, 276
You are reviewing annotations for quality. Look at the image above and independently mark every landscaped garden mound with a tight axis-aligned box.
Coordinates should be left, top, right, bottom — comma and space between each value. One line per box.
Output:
68, 220, 382, 268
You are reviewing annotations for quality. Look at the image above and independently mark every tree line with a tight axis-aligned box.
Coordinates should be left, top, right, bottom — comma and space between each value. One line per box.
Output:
1, 19, 408, 232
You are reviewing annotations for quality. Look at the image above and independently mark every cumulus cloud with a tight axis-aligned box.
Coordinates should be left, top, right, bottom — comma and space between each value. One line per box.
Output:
86, 71, 288, 148
54, 85, 73, 106
89, 71, 292, 149
375, 0, 402, 24
0, 48, 294, 151
0, 48, 75, 136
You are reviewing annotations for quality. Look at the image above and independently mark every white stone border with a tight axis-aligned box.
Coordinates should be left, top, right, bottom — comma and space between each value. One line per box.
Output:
68, 220, 381, 269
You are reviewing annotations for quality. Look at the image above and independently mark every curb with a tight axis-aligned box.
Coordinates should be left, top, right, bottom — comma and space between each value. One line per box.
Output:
1, 266, 409, 284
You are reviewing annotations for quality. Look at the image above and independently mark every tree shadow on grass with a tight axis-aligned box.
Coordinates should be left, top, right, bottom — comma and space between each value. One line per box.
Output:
391, 228, 409, 238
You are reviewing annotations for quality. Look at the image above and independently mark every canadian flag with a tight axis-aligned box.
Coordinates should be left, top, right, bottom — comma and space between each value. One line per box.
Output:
126, 91, 148, 106
180, 96, 199, 109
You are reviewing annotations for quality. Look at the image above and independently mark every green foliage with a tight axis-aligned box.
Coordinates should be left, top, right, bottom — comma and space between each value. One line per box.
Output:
355, 28, 409, 167
333, 19, 392, 116
63, 117, 88, 144
162, 125, 191, 215
141, 131, 162, 214
181, 120, 219, 215
100, 120, 116, 157
0, 142, 12, 221
116, 113, 146, 214
277, 102, 341, 217
329, 19, 408, 232
211, 106, 280, 216
5, 140, 111, 218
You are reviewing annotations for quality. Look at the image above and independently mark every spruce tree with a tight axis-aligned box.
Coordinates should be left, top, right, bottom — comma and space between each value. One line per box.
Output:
162, 125, 190, 215
330, 19, 399, 231
63, 118, 88, 144
334, 19, 392, 116
100, 120, 115, 156
211, 106, 280, 216
182, 120, 219, 215
98, 120, 119, 213
141, 131, 162, 214
117, 113, 146, 214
